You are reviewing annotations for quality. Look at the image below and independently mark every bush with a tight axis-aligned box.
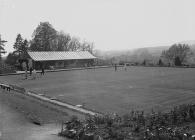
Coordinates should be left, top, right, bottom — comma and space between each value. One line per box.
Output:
60, 104, 195, 140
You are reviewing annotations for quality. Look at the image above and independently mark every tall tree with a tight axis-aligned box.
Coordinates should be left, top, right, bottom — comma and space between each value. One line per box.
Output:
13, 34, 29, 59
30, 22, 57, 51
161, 43, 192, 66
56, 31, 71, 51
13, 34, 23, 57
20, 39, 29, 59
12, 34, 29, 69
0, 35, 7, 61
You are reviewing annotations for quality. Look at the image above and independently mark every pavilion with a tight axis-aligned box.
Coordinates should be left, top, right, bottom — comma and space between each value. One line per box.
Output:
27, 51, 96, 69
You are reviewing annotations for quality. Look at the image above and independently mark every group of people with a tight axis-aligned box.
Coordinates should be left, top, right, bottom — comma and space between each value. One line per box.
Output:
24, 67, 45, 80
114, 63, 127, 71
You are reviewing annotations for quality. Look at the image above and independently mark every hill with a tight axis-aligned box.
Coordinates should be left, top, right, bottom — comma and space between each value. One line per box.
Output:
95, 40, 195, 60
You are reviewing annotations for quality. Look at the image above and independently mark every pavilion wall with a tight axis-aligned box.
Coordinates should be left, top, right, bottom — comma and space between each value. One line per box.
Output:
33, 59, 95, 70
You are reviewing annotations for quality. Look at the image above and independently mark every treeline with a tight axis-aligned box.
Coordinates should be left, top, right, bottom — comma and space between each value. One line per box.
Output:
100, 44, 195, 67
5, 22, 94, 66
30, 22, 94, 52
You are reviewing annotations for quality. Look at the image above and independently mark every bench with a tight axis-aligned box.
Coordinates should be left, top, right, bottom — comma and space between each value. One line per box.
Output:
0, 83, 12, 91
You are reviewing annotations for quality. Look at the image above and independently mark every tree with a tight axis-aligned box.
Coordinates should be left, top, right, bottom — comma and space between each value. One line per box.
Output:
30, 22, 57, 51
13, 34, 29, 69
5, 53, 18, 65
0, 35, 7, 61
13, 34, 24, 57
29, 21, 95, 53
161, 44, 192, 66
56, 31, 71, 51
174, 56, 181, 66
79, 40, 94, 54
68, 37, 81, 51
20, 39, 29, 59
142, 59, 146, 66
158, 59, 163, 66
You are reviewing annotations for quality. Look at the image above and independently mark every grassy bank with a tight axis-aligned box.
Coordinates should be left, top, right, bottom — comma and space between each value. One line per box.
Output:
0, 89, 86, 125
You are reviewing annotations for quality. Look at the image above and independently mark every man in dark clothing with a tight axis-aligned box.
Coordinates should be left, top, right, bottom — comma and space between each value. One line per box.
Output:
41, 67, 45, 75
115, 64, 117, 71
29, 67, 33, 76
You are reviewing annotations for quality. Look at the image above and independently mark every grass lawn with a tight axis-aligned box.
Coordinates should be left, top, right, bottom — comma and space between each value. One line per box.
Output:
1, 66, 195, 114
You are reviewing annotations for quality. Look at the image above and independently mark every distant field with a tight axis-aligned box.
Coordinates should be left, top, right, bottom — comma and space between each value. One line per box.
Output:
1, 66, 195, 114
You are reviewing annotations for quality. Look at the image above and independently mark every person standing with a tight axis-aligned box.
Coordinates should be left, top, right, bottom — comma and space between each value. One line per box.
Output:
32, 69, 37, 80
22, 62, 28, 79
29, 67, 33, 76
41, 67, 45, 75
115, 64, 117, 71
124, 63, 127, 71
22, 61, 27, 71
25, 69, 28, 79
28, 59, 33, 76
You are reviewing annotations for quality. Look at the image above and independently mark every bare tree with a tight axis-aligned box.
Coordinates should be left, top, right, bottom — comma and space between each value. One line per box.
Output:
79, 40, 94, 54
56, 31, 71, 51
161, 44, 192, 66
68, 37, 81, 51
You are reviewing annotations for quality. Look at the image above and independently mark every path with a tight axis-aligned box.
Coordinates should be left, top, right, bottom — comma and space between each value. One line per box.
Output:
27, 91, 99, 116
0, 90, 66, 140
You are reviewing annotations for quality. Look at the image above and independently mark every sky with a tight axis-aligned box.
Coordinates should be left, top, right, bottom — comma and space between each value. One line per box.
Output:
0, 0, 195, 54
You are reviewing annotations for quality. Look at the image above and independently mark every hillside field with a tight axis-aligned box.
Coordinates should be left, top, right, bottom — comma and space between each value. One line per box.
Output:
1, 66, 195, 114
